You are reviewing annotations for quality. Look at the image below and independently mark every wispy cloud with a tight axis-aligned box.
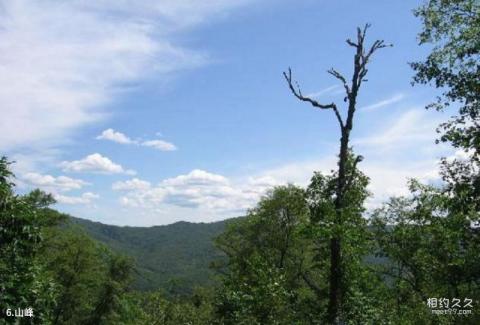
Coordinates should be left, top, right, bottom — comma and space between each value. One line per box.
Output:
360, 93, 405, 112
0, 0, 251, 152
233, 108, 448, 213
355, 109, 439, 150
306, 85, 342, 98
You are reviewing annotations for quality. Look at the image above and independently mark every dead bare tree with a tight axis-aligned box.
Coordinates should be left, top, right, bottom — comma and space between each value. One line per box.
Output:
283, 24, 390, 324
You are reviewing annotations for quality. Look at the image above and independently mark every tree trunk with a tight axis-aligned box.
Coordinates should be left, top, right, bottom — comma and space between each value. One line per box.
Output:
283, 24, 389, 324
328, 129, 350, 323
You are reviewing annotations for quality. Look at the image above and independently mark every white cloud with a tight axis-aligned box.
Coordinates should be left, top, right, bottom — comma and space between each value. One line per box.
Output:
159, 170, 238, 209
96, 128, 177, 151
96, 128, 134, 144
55, 192, 99, 205
22, 172, 89, 192
112, 178, 151, 191
162, 169, 229, 187
360, 93, 405, 112
108, 155, 443, 225
141, 139, 177, 151
0, 0, 252, 152
362, 160, 440, 209
242, 155, 442, 212
62, 153, 135, 175
112, 146, 442, 222
117, 169, 273, 214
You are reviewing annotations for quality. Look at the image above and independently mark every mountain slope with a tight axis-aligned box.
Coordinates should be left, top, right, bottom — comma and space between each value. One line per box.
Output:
68, 216, 229, 293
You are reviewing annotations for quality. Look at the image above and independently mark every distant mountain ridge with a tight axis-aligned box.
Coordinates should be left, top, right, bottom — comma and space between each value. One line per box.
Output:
68, 216, 230, 293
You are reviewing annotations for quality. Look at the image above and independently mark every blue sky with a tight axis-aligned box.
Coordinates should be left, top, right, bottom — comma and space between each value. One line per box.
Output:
1, 0, 454, 225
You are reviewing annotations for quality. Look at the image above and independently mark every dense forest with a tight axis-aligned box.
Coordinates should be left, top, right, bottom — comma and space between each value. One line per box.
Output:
1, 0, 479, 324
69, 216, 227, 293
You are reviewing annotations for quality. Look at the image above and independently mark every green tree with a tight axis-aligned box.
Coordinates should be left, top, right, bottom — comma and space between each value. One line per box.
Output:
412, 0, 480, 219
42, 228, 105, 324
411, 0, 480, 157
371, 179, 480, 324
40, 225, 134, 325
137, 288, 215, 325
0, 157, 57, 324
25, 189, 67, 227
86, 253, 134, 324
369, 3, 480, 322
216, 256, 297, 325
215, 185, 314, 324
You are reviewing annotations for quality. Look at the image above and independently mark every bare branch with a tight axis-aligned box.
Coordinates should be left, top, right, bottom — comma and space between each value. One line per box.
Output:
283, 68, 344, 128
328, 68, 350, 96
357, 26, 364, 45
363, 40, 392, 67
362, 23, 371, 40
356, 23, 371, 47
349, 24, 392, 91
346, 39, 358, 48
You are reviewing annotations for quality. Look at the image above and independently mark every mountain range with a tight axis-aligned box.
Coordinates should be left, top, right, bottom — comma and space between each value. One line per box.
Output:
68, 216, 230, 294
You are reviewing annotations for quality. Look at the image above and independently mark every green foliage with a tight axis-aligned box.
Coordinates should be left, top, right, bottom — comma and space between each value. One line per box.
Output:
215, 185, 318, 324
412, 0, 480, 156
216, 255, 298, 325
306, 153, 387, 323
214, 166, 388, 324
0, 157, 137, 324
371, 180, 480, 324
0, 157, 57, 324
69, 217, 227, 294
306, 152, 370, 248
85, 253, 134, 324
136, 288, 215, 325
43, 229, 105, 324
39, 225, 133, 324
403, 3, 480, 321
217, 185, 309, 271
359, 3, 480, 323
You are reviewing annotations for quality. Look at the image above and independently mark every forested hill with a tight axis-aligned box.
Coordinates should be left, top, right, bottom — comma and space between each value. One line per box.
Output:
68, 216, 230, 293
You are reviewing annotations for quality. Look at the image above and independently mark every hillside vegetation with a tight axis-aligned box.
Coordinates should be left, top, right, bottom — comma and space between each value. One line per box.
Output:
68, 217, 228, 293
